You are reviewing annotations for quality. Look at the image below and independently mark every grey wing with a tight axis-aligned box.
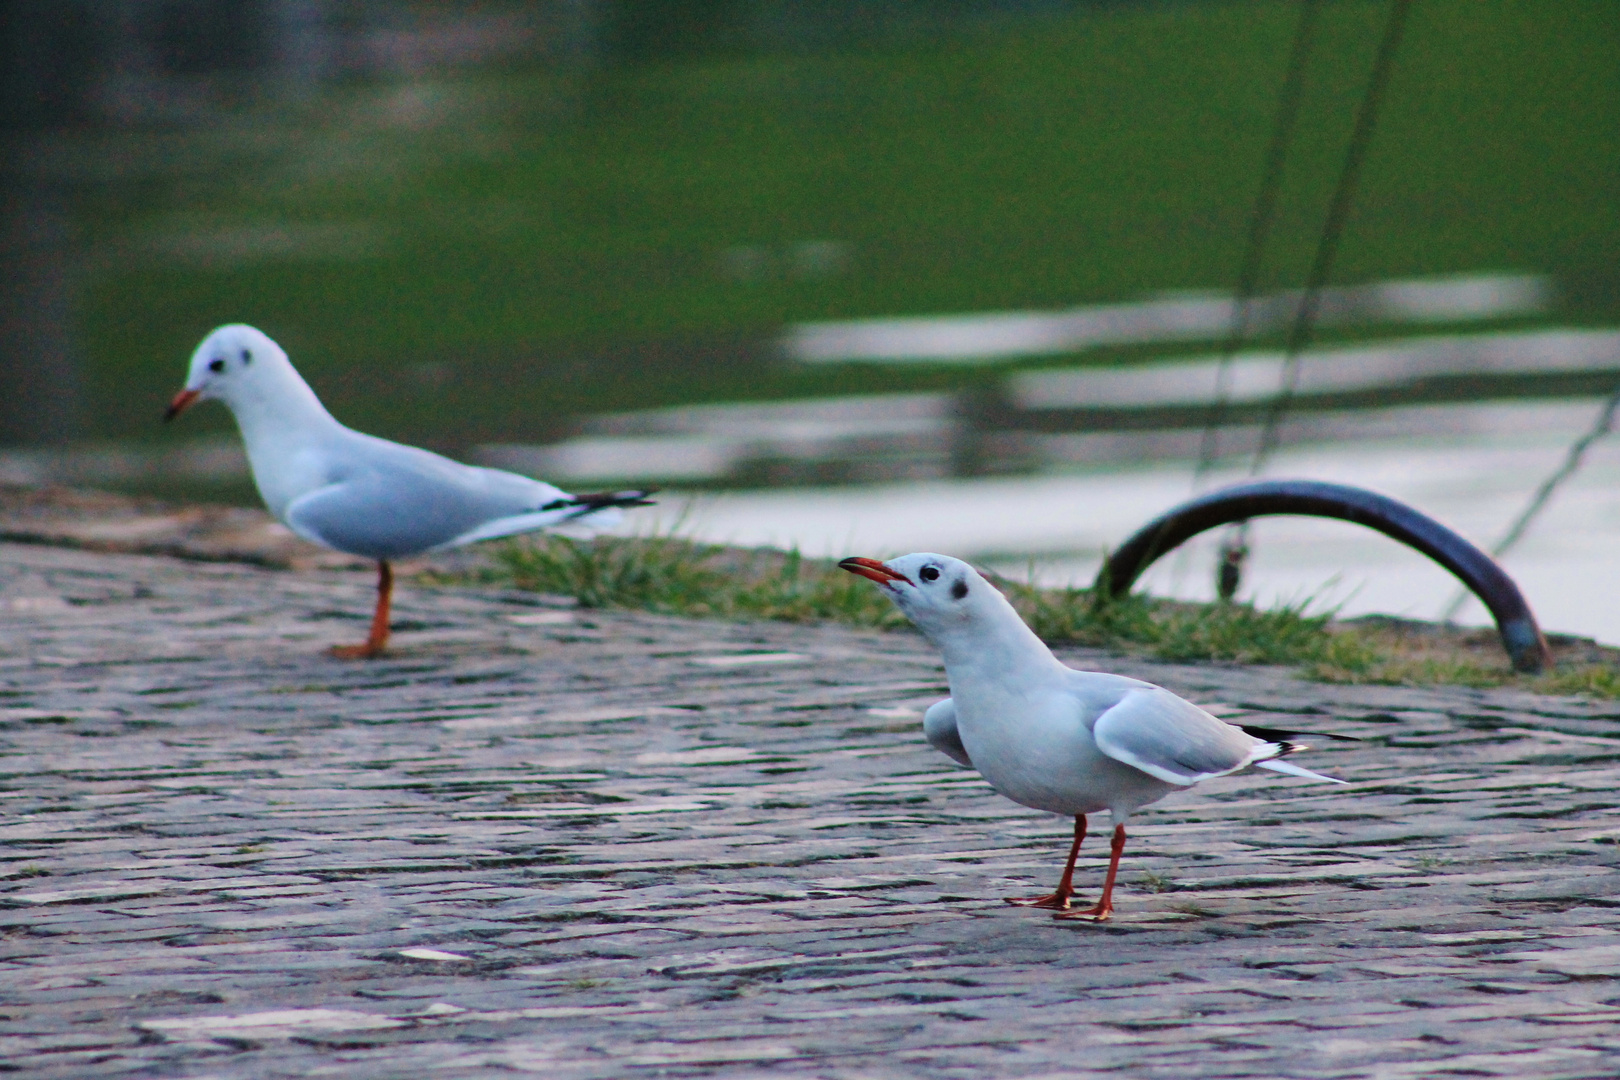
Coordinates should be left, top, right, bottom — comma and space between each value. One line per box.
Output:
1090, 686, 1264, 786
922, 699, 972, 767
286, 438, 570, 560
284, 476, 471, 559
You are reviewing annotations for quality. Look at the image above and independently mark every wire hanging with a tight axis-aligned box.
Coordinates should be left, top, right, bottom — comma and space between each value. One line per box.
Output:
1192, 0, 1323, 487
1217, 0, 1417, 600
1165, 0, 1321, 601
1249, 0, 1416, 476
1439, 375, 1620, 623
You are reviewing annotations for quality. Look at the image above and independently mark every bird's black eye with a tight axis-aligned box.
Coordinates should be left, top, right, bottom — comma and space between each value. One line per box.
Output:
919, 565, 941, 582
208, 358, 225, 373
240, 349, 252, 364
951, 579, 969, 600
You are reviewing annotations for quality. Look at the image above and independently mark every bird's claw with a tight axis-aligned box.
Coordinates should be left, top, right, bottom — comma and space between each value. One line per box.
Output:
1005, 893, 1071, 910
1052, 903, 1112, 922
328, 642, 385, 660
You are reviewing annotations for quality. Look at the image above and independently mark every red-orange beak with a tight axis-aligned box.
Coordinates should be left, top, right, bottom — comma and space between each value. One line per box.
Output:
164, 388, 201, 423
838, 556, 912, 586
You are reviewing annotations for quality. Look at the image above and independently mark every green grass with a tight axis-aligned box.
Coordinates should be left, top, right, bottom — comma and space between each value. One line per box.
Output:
80, 0, 1620, 450
490, 535, 908, 629
1310, 644, 1620, 699
485, 533, 1383, 669
477, 533, 1620, 696
1004, 577, 1382, 668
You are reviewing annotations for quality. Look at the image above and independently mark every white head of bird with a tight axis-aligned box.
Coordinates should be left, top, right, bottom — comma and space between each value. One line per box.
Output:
838, 553, 1055, 674
165, 324, 331, 434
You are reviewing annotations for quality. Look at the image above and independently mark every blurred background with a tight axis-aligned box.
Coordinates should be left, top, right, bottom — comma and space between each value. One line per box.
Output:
2, 0, 1618, 637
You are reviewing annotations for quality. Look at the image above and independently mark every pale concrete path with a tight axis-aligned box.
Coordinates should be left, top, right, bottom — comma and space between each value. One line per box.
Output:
2, 541, 1619, 1079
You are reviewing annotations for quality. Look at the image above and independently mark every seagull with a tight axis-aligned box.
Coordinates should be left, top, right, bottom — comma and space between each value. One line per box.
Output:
839, 552, 1352, 921
166, 324, 653, 657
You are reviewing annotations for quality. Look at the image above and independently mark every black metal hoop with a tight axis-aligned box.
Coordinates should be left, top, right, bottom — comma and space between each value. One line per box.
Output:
1093, 479, 1553, 673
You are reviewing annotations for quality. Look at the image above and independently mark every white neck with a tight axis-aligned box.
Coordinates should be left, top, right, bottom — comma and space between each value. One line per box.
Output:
224, 364, 334, 443
216, 361, 343, 517
930, 592, 1068, 689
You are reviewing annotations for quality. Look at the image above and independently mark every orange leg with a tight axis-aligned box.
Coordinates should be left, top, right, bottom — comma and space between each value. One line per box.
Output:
1055, 823, 1126, 922
330, 560, 392, 659
1006, 815, 1086, 911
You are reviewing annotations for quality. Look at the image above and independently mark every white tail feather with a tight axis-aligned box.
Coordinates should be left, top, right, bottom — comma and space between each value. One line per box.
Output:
1255, 758, 1348, 785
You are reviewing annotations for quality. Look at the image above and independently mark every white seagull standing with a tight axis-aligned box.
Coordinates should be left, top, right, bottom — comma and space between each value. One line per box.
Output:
166, 324, 653, 658
840, 552, 1352, 921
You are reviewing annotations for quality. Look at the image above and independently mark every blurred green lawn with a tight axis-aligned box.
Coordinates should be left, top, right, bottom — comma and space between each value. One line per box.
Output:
89, 0, 1618, 450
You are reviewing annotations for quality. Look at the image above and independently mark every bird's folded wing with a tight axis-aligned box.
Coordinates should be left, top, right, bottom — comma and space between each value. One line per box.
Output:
922, 698, 972, 767
285, 476, 487, 557
284, 432, 584, 557
282, 483, 360, 551
1091, 687, 1261, 786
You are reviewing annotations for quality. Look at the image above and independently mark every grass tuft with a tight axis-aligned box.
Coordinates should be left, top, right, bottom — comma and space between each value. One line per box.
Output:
477, 534, 1620, 697
493, 535, 905, 629
1534, 664, 1620, 698
489, 534, 1377, 669
1137, 869, 1174, 894
1004, 577, 1381, 669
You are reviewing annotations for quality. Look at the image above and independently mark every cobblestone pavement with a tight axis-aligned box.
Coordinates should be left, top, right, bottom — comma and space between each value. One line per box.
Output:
3, 540, 1620, 1079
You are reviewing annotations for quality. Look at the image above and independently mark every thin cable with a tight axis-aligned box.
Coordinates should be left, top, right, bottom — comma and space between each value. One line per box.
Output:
1249, 0, 1416, 476
1166, 0, 1323, 602
1209, 0, 1413, 601
1439, 383, 1620, 622
1192, 0, 1323, 485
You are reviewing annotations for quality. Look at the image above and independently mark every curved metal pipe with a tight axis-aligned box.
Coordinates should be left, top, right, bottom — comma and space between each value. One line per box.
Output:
1094, 479, 1553, 673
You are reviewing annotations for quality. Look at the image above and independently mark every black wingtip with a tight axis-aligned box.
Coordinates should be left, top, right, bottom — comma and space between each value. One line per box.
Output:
541, 488, 659, 513
584, 488, 658, 509
1239, 723, 1360, 745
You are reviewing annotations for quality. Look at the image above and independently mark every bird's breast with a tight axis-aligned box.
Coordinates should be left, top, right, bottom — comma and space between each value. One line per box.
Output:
248, 441, 335, 521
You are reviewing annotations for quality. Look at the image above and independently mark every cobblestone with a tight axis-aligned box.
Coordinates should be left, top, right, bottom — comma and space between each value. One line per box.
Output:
2, 540, 1620, 1077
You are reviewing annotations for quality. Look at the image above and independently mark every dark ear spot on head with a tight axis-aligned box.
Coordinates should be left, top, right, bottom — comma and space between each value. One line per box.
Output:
951, 579, 969, 600
240, 349, 252, 364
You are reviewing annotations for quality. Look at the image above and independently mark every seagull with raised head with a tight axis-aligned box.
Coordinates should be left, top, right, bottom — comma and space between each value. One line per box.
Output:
166, 324, 653, 657
839, 552, 1353, 921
